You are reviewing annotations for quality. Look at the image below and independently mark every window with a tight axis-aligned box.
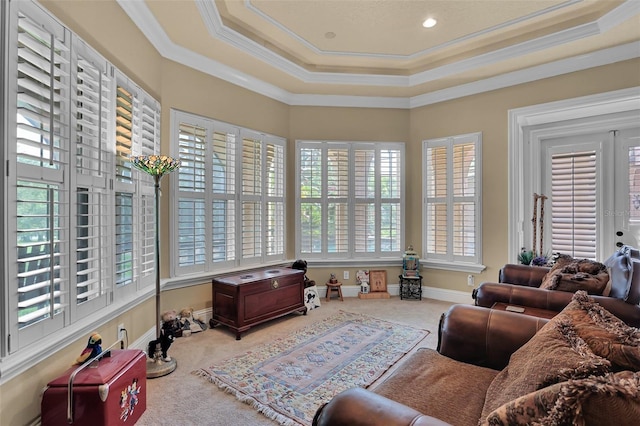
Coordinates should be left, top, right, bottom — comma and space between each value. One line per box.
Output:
3, 0, 160, 374
422, 133, 483, 271
171, 110, 286, 276
296, 141, 404, 259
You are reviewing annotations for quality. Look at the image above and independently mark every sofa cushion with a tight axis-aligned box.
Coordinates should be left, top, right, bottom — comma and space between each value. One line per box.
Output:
481, 370, 640, 426
540, 258, 609, 294
373, 348, 498, 426
554, 290, 640, 371
480, 305, 611, 419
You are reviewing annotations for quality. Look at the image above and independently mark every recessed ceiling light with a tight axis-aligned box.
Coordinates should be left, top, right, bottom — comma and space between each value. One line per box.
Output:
423, 18, 437, 28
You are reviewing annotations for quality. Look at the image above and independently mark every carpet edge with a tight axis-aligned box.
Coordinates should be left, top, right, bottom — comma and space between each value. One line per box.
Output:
193, 369, 303, 426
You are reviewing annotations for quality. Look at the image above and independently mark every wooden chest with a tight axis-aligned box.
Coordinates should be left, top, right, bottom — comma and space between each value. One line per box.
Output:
211, 267, 307, 339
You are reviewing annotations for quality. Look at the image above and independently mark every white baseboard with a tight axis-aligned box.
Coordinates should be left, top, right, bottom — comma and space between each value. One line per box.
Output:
318, 284, 473, 304
136, 290, 473, 347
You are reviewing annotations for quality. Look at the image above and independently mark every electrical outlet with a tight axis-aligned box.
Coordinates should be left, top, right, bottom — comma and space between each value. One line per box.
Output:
467, 275, 474, 287
343, 271, 349, 280
118, 323, 126, 341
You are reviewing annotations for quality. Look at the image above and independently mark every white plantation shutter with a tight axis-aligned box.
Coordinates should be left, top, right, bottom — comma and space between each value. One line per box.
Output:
354, 149, 375, 253
327, 148, 349, 254
171, 110, 285, 274
12, 6, 71, 348
114, 76, 160, 292
550, 151, 597, 259
425, 145, 448, 255
177, 122, 207, 269
137, 96, 159, 288
114, 82, 134, 289
453, 144, 476, 257
380, 149, 402, 252
5, 1, 163, 360
72, 40, 112, 316
212, 129, 237, 264
241, 136, 262, 261
266, 142, 285, 257
424, 133, 481, 265
300, 147, 323, 253
297, 142, 404, 259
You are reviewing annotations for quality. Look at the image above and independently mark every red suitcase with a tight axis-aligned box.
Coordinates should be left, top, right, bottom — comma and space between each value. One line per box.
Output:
41, 349, 146, 425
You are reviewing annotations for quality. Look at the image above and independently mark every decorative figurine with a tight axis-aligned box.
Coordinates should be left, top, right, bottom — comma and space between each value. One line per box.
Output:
292, 259, 316, 288
329, 273, 338, 284
74, 332, 103, 365
402, 245, 420, 278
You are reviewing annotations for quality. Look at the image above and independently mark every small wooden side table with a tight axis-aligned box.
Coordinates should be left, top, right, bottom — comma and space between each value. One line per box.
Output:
325, 281, 343, 301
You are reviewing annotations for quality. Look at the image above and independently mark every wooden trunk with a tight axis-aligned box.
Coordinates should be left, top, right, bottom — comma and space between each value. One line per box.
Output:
211, 268, 307, 340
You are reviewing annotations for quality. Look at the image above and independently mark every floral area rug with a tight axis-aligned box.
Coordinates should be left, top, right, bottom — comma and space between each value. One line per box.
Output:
195, 311, 429, 426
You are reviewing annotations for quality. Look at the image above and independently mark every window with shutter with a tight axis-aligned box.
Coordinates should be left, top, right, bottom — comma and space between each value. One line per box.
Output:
297, 141, 404, 259
171, 110, 286, 275
12, 7, 71, 348
423, 133, 482, 269
3, 0, 162, 370
72, 40, 112, 317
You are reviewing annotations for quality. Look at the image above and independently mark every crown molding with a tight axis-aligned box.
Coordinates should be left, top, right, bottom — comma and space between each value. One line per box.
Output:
117, 0, 640, 109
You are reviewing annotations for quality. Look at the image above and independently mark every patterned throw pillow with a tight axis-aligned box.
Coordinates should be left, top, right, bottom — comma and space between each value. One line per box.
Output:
553, 290, 640, 371
482, 371, 640, 426
481, 291, 640, 423
480, 314, 611, 419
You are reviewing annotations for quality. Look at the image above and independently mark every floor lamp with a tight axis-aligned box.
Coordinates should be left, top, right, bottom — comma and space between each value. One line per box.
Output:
131, 155, 180, 378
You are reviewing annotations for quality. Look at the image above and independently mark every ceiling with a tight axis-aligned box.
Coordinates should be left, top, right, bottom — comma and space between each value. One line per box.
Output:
117, 0, 640, 108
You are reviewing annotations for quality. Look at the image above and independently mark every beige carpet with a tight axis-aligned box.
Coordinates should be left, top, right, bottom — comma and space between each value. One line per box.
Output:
136, 296, 456, 426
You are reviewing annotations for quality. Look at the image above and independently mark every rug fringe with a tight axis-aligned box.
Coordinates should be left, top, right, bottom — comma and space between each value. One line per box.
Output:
192, 369, 303, 426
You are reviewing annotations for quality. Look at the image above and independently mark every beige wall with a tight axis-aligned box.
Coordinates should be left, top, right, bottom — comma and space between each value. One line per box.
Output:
2, 1, 640, 424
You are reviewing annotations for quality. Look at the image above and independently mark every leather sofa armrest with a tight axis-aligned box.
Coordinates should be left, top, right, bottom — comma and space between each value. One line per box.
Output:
591, 296, 640, 328
437, 304, 547, 371
312, 387, 451, 426
499, 264, 550, 287
473, 282, 574, 310
475, 283, 640, 327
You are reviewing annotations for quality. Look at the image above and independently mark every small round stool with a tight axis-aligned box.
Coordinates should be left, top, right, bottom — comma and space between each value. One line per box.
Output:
325, 281, 343, 301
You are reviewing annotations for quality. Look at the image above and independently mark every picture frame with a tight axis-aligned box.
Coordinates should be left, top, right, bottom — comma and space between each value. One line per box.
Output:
369, 270, 387, 293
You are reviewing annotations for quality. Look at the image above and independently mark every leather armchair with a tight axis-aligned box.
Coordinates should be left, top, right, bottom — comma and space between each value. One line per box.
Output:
473, 259, 640, 327
312, 305, 548, 426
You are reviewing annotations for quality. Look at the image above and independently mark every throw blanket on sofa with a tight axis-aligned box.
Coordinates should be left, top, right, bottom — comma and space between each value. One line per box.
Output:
540, 256, 609, 295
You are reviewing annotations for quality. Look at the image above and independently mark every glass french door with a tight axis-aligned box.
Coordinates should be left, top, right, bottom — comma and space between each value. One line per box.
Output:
541, 126, 640, 261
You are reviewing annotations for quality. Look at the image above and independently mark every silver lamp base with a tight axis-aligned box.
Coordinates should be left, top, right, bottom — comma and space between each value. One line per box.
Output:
147, 357, 177, 379
146, 346, 177, 379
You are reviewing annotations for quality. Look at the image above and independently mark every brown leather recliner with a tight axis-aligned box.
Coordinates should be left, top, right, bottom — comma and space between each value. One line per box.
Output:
473, 248, 640, 327
312, 304, 548, 426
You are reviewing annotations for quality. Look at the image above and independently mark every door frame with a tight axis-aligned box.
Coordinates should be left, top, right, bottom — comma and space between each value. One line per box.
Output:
508, 87, 640, 264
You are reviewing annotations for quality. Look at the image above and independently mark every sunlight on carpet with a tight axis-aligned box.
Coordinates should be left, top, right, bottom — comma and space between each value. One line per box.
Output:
194, 311, 429, 426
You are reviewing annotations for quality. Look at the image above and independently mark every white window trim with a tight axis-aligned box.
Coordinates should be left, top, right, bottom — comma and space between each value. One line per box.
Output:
422, 132, 485, 273
169, 109, 287, 277
508, 87, 640, 264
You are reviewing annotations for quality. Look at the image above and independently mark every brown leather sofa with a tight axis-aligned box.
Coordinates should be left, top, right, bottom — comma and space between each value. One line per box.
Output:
473, 259, 640, 327
312, 304, 548, 426
313, 296, 640, 426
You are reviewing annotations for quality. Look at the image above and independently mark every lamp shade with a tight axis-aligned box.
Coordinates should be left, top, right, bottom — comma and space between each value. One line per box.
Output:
131, 155, 180, 178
